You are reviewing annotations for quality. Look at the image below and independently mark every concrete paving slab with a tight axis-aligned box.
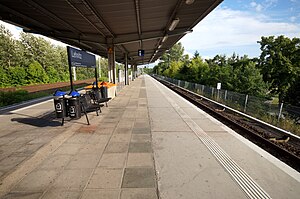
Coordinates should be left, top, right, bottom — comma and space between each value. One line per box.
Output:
131, 134, 151, 143
2, 192, 42, 199
114, 127, 132, 134
151, 119, 191, 132
148, 107, 182, 121
110, 134, 131, 142
192, 118, 227, 132
128, 142, 152, 153
117, 120, 135, 129
77, 125, 98, 134
52, 143, 82, 155
147, 97, 172, 108
78, 143, 106, 154
134, 121, 150, 128
39, 154, 72, 169
0, 136, 21, 145
181, 107, 208, 119
120, 188, 157, 199
87, 168, 123, 189
28, 135, 55, 145
122, 168, 156, 188
52, 169, 93, 190
132, 127, 150, 134
13, 143, 44, 155
99, 122, 119, 128
127, 153, 153, 167
98, 153, 127, 168
121, 112, 136, 119
0, 156, 27, 171
87, 134, 111, 144
81, 189, 120, 199
65, 133, 91, 144
94, 127, 115, 134
13, 169, 59, 192
65, 154, 100, 169
42, 189, 81, 199
104, 142, 129, 153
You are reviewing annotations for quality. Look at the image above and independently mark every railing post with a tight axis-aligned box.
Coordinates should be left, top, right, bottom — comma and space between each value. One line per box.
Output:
225, 90, 227, 100
244, 94, 249, 112
278, 103, 284, 122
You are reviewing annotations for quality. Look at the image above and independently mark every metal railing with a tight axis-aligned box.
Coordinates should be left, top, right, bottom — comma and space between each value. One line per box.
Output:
155, 75, 300, 135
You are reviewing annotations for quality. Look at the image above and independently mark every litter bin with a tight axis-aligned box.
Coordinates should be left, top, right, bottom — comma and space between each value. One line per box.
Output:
53, 90, 67, 118
100, 86, 108, 98
68, 90, 81, 119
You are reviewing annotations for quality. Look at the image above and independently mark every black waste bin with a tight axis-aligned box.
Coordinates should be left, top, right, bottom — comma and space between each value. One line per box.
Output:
53, 91, 67, 118
68, 97, 81, 119
68, 90, 81, 119
100, 86, 108, 98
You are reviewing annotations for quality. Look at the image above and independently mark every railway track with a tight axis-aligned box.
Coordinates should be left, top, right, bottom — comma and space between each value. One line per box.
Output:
153, 75, 300, 172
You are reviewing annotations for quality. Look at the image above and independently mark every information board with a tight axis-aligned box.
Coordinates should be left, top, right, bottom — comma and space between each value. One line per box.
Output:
67, 46, 96, 68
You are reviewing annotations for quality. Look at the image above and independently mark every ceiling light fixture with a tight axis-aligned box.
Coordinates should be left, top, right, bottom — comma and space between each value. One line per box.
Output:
162, 35, 168, 42
185, 0, 195, 5
168, 18, 180, 31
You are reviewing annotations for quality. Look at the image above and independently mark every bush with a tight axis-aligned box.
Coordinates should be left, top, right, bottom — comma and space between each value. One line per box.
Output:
26, 61, 49, 83
7, 66, 27, 86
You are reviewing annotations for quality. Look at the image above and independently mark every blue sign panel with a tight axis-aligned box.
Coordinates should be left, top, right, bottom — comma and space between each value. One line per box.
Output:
67, 46, 96, 68
138, 49, 144, 57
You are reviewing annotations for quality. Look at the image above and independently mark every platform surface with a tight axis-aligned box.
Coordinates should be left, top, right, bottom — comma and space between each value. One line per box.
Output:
0, 75, 299, 199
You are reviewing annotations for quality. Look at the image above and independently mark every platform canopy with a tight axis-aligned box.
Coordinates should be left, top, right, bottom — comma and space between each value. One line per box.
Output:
0, 0, 222, 65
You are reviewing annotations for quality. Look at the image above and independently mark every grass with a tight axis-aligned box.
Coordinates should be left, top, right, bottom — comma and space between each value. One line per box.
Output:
0, 84, 88, 107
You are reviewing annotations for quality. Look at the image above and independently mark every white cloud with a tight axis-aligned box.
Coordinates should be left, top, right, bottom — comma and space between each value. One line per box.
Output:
180, 7, 300, 58
0, 21, 22, 39
250, 1, 263, 12
290, 16, 297, 22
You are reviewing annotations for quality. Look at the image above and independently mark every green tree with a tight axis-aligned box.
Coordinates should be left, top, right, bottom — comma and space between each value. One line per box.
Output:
158, 42, 185, 74
163, 61, 182, 78
233, 61, 267, 96
0, 25, 21, 68
8, 66, 27, 86
26, 61, 49, 83
258, 35, 300, 103
0, 66, 9, 87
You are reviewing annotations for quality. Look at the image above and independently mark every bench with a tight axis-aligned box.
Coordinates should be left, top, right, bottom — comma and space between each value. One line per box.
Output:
90, 89, 111, 107
79, 94, 102, 125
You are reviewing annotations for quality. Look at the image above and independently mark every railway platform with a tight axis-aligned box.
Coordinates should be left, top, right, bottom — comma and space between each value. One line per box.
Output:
0, 75, 299, 199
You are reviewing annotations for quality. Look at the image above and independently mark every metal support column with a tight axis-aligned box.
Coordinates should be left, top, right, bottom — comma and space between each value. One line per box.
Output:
131, 62, 135, 81
107, 44, 116, 84
124, 54, 129, 85
132, 64, 137, 80
135, 64, 137, 78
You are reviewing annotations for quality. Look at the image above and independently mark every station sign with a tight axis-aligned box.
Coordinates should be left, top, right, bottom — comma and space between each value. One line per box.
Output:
67, 46, 96, 68
217, 82, 221, 90
138, 49, 144, 56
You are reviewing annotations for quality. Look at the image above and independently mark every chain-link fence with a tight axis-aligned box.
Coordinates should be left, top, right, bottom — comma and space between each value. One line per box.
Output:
155, 75, 300, 135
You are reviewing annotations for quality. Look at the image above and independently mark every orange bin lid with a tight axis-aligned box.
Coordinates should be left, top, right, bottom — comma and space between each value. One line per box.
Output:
84, 81, 116, 89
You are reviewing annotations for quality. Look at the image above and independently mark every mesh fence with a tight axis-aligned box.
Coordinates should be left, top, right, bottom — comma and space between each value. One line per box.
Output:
155, 75, 300, 135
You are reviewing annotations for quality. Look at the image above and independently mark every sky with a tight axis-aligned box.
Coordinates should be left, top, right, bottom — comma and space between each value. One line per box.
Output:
1, 0, 300, 61
181, 0, 300, 59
